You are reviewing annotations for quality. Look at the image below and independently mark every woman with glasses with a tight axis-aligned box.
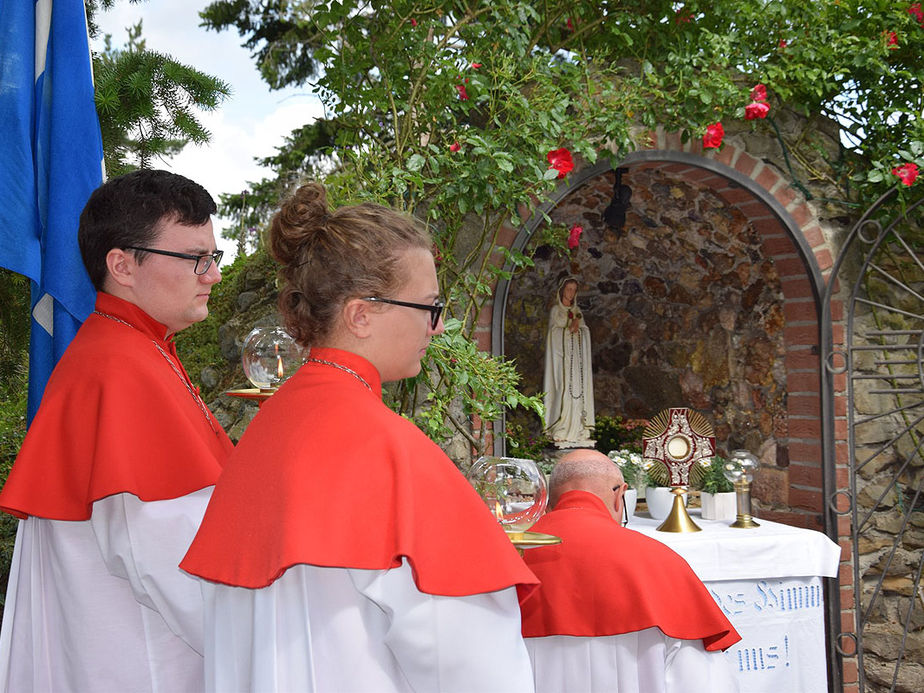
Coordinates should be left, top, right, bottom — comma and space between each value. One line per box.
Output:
182, 183, 537, 692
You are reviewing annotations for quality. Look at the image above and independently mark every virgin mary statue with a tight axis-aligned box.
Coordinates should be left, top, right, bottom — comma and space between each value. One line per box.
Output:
542, 277, 595, 448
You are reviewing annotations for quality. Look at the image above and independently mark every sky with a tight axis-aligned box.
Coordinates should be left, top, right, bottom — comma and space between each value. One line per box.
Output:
93, 0, 325, 261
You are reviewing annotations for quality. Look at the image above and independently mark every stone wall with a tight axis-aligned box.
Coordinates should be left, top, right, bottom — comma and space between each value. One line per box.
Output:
504, 166, 789, 474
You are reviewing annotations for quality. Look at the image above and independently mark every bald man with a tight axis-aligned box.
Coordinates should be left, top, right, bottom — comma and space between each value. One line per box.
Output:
518, 449, 741, 693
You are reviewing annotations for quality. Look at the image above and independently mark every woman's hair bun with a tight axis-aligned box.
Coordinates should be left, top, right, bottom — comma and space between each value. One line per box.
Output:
269, 182, 330, 266
269, 181, 432, 346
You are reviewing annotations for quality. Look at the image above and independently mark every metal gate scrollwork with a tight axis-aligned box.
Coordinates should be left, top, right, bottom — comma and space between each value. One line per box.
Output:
824, 189, 924, 692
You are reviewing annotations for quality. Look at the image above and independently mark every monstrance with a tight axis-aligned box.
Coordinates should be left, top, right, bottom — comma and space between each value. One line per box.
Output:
643, 407, 716, 533
466, 456, 561, 553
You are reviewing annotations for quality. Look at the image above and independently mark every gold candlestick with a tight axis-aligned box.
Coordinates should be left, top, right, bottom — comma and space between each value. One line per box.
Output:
724, 450, 761, 529
730, 478, 760, 529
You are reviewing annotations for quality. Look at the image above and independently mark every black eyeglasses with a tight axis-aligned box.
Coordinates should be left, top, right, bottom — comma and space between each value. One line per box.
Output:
363, 297, 445, 329
125, 246, 223, 275
614, 485, 629, 527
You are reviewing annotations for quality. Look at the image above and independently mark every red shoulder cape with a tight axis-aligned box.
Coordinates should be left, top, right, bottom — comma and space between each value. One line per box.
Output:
518, 490, 740, 651
0, 293, 232, 520
181, 348, 538, 598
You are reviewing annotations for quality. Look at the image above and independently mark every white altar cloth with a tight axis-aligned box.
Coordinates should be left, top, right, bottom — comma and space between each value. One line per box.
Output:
627, 508, 841, 693
626, 510, 841, 581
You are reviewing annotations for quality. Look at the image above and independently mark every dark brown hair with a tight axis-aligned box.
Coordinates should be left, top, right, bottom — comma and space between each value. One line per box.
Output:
269, 183, 432, 346
78, 169, 216, 290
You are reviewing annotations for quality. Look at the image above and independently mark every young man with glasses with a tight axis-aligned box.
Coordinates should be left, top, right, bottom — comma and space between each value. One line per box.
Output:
0, 170, 234, 693
517, 449, 741, 693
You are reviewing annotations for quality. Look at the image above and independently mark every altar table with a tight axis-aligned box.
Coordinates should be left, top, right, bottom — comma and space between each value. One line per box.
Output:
627, 508, 841, 693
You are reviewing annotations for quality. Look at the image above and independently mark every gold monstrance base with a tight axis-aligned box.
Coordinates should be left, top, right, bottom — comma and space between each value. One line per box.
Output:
225, 388, 276, 403
656, 487, 702, 533
505, 529, 562, 555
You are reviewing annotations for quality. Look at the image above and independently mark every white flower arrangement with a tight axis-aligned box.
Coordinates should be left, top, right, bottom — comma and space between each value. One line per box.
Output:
607, 448, 651, 489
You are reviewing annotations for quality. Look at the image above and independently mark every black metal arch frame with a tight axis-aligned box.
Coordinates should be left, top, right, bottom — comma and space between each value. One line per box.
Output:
820, 188, 924, 692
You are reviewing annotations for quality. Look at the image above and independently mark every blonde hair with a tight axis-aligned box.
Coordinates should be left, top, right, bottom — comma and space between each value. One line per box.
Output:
269, 183, 432, 346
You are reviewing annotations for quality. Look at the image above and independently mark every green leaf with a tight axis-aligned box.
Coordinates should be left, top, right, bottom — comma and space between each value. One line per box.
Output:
407, 153, 426, 172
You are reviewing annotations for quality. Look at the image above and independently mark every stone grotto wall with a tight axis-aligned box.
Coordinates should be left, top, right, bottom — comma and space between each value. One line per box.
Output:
504, 166, 791, 505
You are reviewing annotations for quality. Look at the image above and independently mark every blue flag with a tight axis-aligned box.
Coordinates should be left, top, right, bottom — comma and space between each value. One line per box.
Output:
0, 0, 104, 423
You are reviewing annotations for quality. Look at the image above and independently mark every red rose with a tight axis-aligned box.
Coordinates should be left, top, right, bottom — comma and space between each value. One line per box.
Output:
778, 39, 788, 48
410, 18, 417, 27
702, 122, 724, 149
567, 224, 583, 249
910, 4, 924, 24
455, 84, 469, 100
471, 62, 482, 69
750, 84, 768, 102
891, 162, 919, 186
886, 31, 899, 49
547, 148, 574, 178
745, 101, 770, 120
449, 142, 461, 152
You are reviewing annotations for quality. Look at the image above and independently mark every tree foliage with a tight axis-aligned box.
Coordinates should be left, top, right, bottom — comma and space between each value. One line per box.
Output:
205, 0, 924, 192
0, 270, 29, 608
201, 0, 326, 89
201, 0, 924, 452
90, 3, 232, 176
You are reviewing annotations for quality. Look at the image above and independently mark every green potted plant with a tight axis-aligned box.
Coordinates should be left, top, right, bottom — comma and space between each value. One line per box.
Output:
697, 456, 737, 521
